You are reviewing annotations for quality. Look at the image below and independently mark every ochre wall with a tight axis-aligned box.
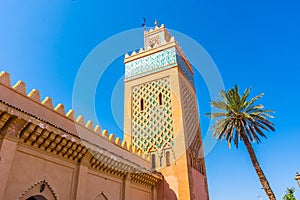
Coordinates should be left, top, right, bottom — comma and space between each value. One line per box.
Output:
84, 172, 122, 200
130, 184, 151, 200
2, 142, 154, 200
0, 73, 160, 200
158, 153, 191, 200
5, 145, 75, 200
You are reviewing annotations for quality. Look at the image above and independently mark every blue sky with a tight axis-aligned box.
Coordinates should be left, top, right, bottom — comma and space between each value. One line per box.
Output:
1, 0, 300, 199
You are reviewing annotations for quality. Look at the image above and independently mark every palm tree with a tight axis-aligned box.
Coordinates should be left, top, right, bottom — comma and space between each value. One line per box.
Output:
283, 188, 296, 200
206, 85, 276, 200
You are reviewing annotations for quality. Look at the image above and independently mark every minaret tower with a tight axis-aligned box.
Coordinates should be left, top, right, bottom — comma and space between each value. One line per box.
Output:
123, 22, 209, 200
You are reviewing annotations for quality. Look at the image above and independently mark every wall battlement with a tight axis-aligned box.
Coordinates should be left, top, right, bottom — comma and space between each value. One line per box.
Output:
0, 71, 148, 161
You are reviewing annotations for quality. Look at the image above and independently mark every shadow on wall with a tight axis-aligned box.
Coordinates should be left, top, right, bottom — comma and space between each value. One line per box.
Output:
157, 179, 178, 200
26, 195, 47, 200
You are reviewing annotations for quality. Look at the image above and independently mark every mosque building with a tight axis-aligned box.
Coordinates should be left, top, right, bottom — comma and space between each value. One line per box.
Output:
0, 22, 209, 200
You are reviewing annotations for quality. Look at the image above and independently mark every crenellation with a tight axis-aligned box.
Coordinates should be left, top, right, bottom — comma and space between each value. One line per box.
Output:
108, 133, 115, 141
42, 97, 54, 109
0, 70, 158, 198
115, 137, 121, 146
94, 125, 101, 134
131, 50, 137, 56
54, 103, 65, 115
124, 34, 177, 63
102, 129, 108, 138
85, 120, 94, 130
66, 109, 75, 120
28, 89, 41, 102
121, 141, 128, 150
0, 71, 11, 87
127, 144, 133, 152
0, 22, 210, 199
13, 80, 26, 95
123, 22, 209, 199
0, 72, 110, 139
76, 115, 85, 125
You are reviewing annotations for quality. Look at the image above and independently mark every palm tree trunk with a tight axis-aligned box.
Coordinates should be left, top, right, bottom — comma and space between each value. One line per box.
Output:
241, 134, 276, 200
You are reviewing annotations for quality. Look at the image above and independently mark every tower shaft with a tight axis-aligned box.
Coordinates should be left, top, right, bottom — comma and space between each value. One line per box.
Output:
123, 23, 209, 200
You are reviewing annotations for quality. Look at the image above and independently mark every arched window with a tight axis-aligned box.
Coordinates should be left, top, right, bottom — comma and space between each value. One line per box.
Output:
151, 154, 156, 169
166, 151, 170, 166
158, 93, 163, 106
140, 98, 144, 111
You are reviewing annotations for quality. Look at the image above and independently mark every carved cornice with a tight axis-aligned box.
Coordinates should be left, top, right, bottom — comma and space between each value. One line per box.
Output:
0, 101, 163, 188
0, 70, 163, 188
0, 72, 149, 161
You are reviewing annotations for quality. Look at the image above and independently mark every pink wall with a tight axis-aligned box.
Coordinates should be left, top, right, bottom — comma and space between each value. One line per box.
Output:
190, 168, 208, 200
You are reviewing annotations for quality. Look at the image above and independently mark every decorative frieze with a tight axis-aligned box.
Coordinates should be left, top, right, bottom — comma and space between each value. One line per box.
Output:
125, 47, 195, 87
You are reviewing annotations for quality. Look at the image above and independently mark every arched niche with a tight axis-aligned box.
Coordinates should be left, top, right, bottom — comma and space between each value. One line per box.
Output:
95, 191, 108, 200
19, 180, 57, 200
26, 195, 47, 200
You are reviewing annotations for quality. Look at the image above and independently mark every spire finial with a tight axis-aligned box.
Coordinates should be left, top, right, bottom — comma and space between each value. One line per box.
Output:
154, 20, 158, 28
141, 17, 146, 30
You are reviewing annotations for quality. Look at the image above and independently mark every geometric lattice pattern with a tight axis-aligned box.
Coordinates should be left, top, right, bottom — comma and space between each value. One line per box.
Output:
189, 133, 205, 175
179, 75, 205, 174
131, 77, 174, 152
180, 75, 199, 149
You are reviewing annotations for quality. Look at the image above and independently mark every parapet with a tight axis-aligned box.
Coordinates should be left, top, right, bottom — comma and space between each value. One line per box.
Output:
0, 71, 149, 162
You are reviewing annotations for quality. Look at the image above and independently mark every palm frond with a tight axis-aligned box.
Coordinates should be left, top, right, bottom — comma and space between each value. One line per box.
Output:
210, 101, 228, 111
207, 84, 275, 148
244, 93, 264, 109
240, 87, 251, 108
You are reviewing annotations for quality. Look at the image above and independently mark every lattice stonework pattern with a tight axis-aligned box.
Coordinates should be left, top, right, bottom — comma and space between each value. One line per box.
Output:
180, 75, 199, 152
179, 75, 204, 173
131, 77, 174, 152
190, 132, 205, 175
